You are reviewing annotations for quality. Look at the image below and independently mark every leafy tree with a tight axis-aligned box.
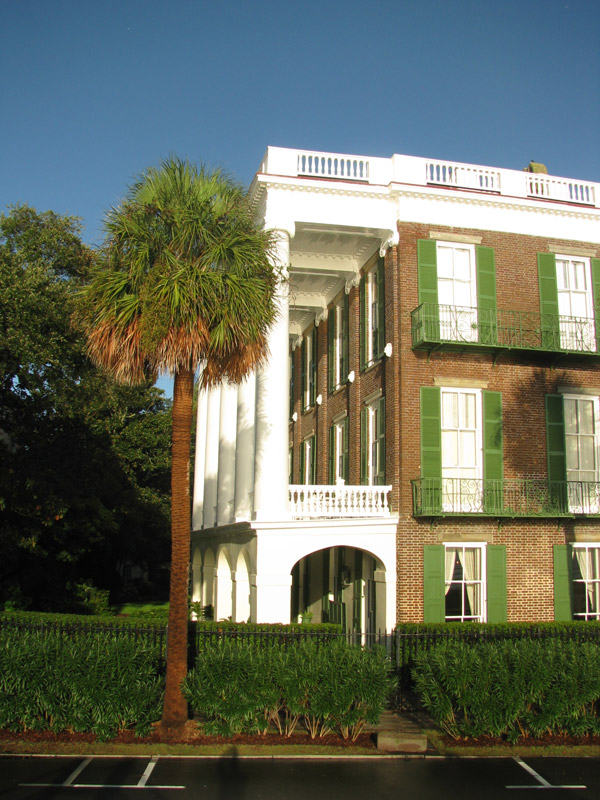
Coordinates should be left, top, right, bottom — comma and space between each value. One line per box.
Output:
0, 206, 171, 609
79, 158, 278, 733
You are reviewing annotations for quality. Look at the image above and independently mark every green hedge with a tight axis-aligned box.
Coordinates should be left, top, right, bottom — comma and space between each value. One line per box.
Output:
183, 639, 395, 741
413, 638, 600, 741
0, 629, 163, 740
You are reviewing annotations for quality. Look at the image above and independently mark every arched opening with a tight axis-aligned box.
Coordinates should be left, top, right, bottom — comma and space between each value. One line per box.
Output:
291, 546, 385, 633
202, 548, 216, 618
233, 549, 251, 623
215, 548, 233, 621
191, 547, 203, 607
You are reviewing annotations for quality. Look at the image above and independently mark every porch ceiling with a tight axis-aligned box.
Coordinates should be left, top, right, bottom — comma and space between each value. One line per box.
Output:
288, 223, 381, 338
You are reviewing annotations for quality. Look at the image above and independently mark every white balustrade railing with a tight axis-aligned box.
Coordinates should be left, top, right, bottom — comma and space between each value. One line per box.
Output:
525, 174, 596, 206
289, 484, 392, 518
425, 160, 501, 192
297, 151, 370, 181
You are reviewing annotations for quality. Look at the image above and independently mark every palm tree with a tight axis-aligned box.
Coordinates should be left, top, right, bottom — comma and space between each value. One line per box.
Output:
79, 158, 278, 733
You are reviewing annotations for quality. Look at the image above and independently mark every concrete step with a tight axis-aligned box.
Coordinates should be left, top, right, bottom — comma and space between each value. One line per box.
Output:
368, 710, 429, 754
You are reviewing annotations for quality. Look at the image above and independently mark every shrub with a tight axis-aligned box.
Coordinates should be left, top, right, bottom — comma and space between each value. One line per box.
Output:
0, 629, 163, 740
413, 638, 600, 740
182, 639, 395, 741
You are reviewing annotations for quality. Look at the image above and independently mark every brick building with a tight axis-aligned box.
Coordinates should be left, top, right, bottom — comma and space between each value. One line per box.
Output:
190, 147, 600, 630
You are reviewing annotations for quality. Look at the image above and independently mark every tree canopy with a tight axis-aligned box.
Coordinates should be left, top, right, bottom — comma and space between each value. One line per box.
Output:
0, 206, 172, 610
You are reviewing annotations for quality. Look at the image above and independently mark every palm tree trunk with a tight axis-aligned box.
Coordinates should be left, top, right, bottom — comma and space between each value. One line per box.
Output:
161, 366, 194, 731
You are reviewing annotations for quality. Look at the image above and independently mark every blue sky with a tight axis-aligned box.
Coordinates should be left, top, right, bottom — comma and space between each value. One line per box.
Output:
2, 0, 599, 394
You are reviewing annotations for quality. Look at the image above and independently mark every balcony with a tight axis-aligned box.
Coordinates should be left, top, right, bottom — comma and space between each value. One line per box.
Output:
411, 303, 600, 358
289, 484, 392, 519
412, 477, 600, 518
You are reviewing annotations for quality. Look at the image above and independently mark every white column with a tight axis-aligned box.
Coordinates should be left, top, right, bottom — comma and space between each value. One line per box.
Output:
217, 381, 237, 526
234, 374, 256, 521
203, 386, 221, 529
192, 388, 208, 531
253, 229, 291, 521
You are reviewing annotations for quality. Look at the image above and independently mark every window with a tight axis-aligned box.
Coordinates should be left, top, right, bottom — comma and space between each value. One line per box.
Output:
554, 543, 600, 621
289, 352, 295, 419
423, 543, 507, 623
556, 256, 596, 351
300, 435, 316, 485
360, 258, 385, 368
361, 396, 385, 485
437, 242, 478, 342
420, 386, 503, 515
327, 295, 349, 392
417, 240, 497, 346
546, 393, 600, 514
329, 416, 349, 484
538, 253, 600, 353
444, 544, 486, 622
301, 329, 317, 410
572, 545, 600, 620
441, 388, 482, 512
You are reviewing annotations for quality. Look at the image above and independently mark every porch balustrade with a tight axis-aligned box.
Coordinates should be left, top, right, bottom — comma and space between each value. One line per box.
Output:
412, 477, 600, 518
411, 302, 599, 356
289, 484, 392, 518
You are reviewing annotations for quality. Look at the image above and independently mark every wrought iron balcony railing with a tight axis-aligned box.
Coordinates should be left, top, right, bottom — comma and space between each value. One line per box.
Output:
411, 303, 600, 356
412, 477, 600, 517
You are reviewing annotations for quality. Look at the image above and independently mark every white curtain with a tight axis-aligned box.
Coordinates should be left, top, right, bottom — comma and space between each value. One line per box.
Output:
461, 547, 479, 617
445, 548, 456, 596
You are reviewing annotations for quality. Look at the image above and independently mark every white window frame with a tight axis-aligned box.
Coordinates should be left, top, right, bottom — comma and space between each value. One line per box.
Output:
556, 255, 596, 352
444, 542, 487, 622
365, 396, 385, 486
365, 268, 380, 365
302, 435, 316, 486
564, 394, 600, 514
440, 387, 483, 512
332, 416, 348, 485
572, 544, 600, 620
333, 301, 344, 389
436, 241, 478, 342
303, 330, 315, 411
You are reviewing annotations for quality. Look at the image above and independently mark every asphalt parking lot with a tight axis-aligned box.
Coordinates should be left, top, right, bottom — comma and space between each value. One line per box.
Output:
1, 753, 598, 799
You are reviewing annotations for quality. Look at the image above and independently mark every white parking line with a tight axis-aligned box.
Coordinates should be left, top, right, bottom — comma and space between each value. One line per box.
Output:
20, 755, 186, 790
506, 757, 586, 790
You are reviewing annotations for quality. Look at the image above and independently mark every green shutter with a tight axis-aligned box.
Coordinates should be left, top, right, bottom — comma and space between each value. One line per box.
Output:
310, 435, 317, 485
289, 351, 295, 419
591, 259, 600, 352
423, 545, 445, 623
327, 308, 335, 393
420, 387, 442, 513
476, 246, 497, 345
538, 253, 560, 350
300, 440, 306, 484
353, 551, 363, 631
486, 545, 507, 622
545, 394, 567, 511
328, 424, 335, 484
310, 331, 317, 406
418, 239, 439, 341
375, 257, 385, 358
322, 549, 330, 621
359, 274, 367, 370
553, 544, 573, 621
341, 294, 349, 381
483, 391, 503, 513
360, 407, 368, 485
341, 417, 349, 484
